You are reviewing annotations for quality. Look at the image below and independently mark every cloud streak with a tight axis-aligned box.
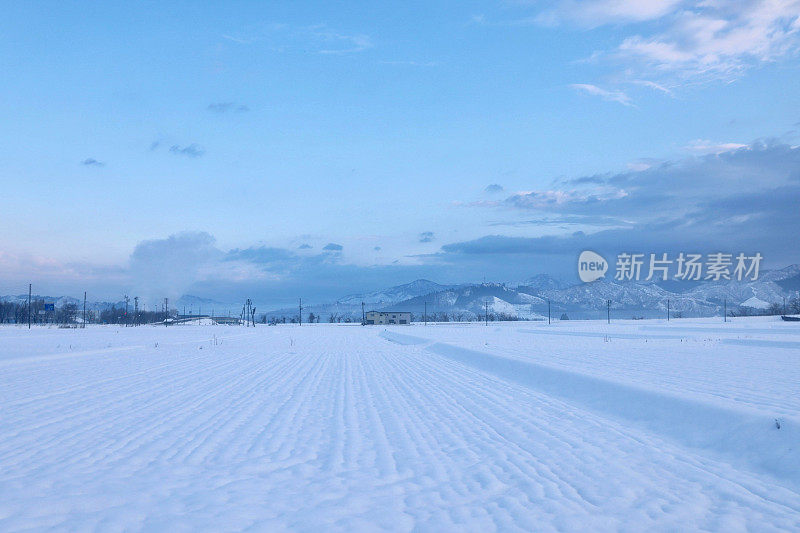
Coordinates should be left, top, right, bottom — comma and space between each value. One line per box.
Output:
570, 84, 634, 106
684, 139, 748, 154
169, 144, 206, 158
222, 23, 373, 55
537, 0, 685, 27
207, 102, 249, 113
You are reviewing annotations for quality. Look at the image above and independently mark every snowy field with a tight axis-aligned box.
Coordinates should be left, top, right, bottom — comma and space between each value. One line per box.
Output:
2, 318, 800, 531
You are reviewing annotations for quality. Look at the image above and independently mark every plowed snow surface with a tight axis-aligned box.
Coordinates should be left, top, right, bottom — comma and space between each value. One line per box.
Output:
1, 319, 799, 531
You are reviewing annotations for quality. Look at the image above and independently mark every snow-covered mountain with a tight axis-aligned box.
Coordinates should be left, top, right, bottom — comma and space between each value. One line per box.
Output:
386, 282, 547, 320
353, 265, 800, 320
337, 279, 455, 306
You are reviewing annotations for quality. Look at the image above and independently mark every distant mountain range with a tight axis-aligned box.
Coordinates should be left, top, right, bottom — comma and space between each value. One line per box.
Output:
262, 264, 800, 321
5, 265, 799, 321
337, 279, 457, 307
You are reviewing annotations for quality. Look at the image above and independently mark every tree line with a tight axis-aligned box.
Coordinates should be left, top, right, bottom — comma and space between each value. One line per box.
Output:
0, 300, 167, 325
262, 311, 525, 325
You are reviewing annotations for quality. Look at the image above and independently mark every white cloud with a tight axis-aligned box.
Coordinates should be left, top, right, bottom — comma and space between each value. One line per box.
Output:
541, 1, 800, 88
540, 0, 685, 26
505, 187, 629, 210
630, 79, 675, 96
627, 161, 653, 171
570, 83, 635, 106
684, 139, 748, 154
617, 1, 800, 82
222, 23, 372, 55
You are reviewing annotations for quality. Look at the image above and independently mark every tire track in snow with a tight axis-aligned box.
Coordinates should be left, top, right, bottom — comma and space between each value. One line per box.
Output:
379, 329, 800, 528
376, 340, 602, 528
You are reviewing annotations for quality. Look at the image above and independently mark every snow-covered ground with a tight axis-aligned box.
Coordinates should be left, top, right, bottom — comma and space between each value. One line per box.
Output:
1, 318, 800, 531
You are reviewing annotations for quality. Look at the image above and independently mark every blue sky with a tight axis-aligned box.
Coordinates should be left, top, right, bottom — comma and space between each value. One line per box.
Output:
1, 1, 799, 306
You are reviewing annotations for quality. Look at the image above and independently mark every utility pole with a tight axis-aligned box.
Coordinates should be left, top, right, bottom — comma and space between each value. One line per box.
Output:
547, 299, 551, 325
667, 299, 670, 322
299, 298, 303, 326
83, 291, 87, 328
361, 301, 365, 326
134, 297, 139, 326
28, 283, 31, 329
124, 295, 129, 327
607, 300, 611, 324
164, 298, 169, 326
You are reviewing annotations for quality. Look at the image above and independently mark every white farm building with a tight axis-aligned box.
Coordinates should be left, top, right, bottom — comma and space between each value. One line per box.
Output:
365, 311, 411, 325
